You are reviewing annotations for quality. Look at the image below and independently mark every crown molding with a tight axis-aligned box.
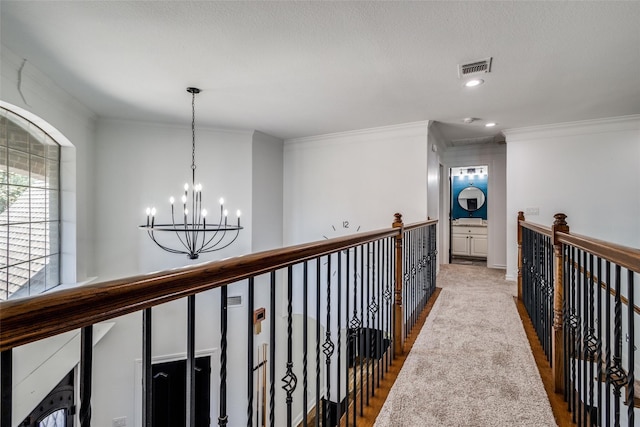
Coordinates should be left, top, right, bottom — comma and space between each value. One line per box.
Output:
504, 115, 640, 142
284, 120, 430, 148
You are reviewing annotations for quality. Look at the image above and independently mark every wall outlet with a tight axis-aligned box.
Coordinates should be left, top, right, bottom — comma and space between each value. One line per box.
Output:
525, 207, 539, 216
113, 417, 126, 427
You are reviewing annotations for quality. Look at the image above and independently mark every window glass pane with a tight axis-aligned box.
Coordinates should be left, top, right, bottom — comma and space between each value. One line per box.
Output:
8, 224, 30, 265
8, 149, 29, 182
8, 262, 29, 298
0, 185, 8, 225
0, 268, 7, 301
31, 155, 46, 187
47, 221, 60, 254
0, 113, 7, 147
29, 125, 46, 157
7, 185, 30, 223
6, 116, 29, 152
48, 221, 59, 255
48, 190, 59, 221
0, 147, 6, 183
45, 135, 60, 161
45, 255, 60, 291
32, 222, 47, 258
46, 159, 59, 189
30, 187, 47, 222
29, 258, 46, 295
0, 225, 6, 268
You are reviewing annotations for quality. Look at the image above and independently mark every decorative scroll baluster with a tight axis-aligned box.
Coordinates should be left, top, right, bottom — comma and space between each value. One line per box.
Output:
595, 256, 603, 427
80, 325, 93, 427
577, 249, 583, 427
586, 254, 596, 426
269, 272, 276, 427
315, 259, 321, 427
626, 270, 634, 427
142, 308, 152, 427
324, 255, 334, 427
604, 261, 611, 427
366, 242, 371, 404
303, 262, 308, 427
1, 350, 12, 427
247, 278, 254, 427
345, 249, 351, 427
610, 265, 625, 427
336, 252, 342, 425
219, 286, 229, 426
282, 266, 297, 427
359, 245, 365, 415
350, 245, 360, 423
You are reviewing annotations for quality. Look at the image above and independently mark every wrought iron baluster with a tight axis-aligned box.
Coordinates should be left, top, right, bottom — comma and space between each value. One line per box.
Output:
351, 245, 360, 422
80, 325, 93, 427
1, 350, 12, 427
303, 262, 309, 427
142, 308, 152, 427
337, 252, 343, 426
604, 261, 611, 427
377, 239, 382, 387
315, 259, 321, 427
269, 272, 276, 427
345, 249, 351, 427
366, 242, 371, 404
219, 286, 229, 426
187, 294, 196, 427
324, 254, 334, 427
247, 278, 254, 427
359, 245, 365, 415
611, 265, 624, 427
626, 269, 634, 426
596, 256, 603, 427
578, 249, 584, 427
283, 266, 297, 427
587, 254, 596, 427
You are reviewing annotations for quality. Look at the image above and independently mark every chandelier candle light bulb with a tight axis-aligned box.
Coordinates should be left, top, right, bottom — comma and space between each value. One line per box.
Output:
139, 87, 243, 259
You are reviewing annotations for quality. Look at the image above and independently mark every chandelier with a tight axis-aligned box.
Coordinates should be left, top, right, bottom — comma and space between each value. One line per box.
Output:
140, 87, 242, 259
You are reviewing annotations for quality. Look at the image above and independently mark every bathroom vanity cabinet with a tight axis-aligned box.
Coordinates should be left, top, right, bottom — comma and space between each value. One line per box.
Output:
451, 225, 487, 258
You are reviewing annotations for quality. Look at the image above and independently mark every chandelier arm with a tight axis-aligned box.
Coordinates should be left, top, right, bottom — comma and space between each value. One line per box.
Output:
201, 229, 241, 254
198, 215, 227, 250
147, 230, 189, 255
201, 226, 237, 253
170, 206, 194, 254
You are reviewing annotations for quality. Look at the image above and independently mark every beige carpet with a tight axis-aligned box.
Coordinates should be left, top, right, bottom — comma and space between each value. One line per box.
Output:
374, 264, 557, 427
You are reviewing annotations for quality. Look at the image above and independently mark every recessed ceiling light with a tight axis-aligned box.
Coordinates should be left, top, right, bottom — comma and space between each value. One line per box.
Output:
485, 122, 497, 127
464, 79, 484, 88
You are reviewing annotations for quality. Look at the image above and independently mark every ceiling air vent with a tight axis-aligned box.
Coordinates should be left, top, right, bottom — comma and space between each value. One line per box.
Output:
458, 57, 492, 78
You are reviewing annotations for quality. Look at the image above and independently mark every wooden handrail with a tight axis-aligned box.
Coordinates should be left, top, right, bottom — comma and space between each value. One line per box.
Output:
519, 219, 553, 238
404, 218, 438, 232
557, 231, 640, 274
0, 220, 436, 353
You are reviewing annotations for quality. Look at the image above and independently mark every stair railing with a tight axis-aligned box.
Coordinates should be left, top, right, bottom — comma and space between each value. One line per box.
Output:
518, 211, 640, 427
0, 214, 437, 427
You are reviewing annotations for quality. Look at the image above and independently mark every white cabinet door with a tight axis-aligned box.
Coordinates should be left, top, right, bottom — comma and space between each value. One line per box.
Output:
451, 234, 470, 256
470, 235, 488, 257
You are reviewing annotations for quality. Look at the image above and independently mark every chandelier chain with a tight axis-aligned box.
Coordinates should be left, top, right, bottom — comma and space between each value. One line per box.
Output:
191, 91, 196, 173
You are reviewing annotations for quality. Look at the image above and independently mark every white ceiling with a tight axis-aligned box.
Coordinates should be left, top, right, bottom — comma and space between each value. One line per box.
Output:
1, 1, 639, 143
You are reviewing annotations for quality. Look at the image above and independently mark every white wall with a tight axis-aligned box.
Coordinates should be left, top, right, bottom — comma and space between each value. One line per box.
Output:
1, 45, 97, 284
504, 115, 640, 280
441, 142, 507, 270
283, 121, 430, 246
251, 131, 284, 252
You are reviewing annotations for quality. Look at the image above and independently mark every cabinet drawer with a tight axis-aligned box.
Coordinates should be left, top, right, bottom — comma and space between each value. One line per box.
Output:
452, 225, 487, 235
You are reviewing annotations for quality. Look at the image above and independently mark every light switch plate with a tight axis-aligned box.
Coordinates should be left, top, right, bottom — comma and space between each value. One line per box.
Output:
525, 207, 539, 216
113, 417, 126, 427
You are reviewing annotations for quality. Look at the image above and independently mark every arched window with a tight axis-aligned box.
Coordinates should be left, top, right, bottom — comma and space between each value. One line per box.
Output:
0, 107, 60, 300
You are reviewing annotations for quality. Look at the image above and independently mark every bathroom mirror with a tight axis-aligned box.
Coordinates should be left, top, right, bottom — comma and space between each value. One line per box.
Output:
458, 186, 486, 211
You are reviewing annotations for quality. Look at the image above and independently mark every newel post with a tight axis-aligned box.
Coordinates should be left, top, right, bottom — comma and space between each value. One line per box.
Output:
517, 211, 525, 301
552, 213, 569, 393
393, 213, 405, 357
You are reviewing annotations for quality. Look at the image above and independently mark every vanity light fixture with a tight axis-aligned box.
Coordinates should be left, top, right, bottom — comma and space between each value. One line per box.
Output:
464, 78, 484, 88
485, 122, 497, 127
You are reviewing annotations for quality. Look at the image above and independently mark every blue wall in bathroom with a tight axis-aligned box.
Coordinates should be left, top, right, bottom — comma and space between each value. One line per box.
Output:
452, 174, 488, 219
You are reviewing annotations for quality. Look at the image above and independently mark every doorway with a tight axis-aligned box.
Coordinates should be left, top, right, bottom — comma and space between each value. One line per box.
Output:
449, 166, 488, 265
152, 356, 211, 427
